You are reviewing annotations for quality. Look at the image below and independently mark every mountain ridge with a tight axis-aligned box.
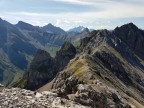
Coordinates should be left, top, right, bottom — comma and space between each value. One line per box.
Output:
37, 23, 144, 107
1, 17, 144, 107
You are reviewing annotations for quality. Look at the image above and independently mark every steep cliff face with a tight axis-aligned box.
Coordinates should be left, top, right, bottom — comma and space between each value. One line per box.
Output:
55, 42, 76, 71
50, 23, 144, 107
26, 50, 55, 90
114, 23, 144, 58
16, 42, 76, 90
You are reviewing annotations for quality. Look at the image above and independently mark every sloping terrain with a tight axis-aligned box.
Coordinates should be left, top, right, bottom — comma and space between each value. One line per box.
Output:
40, 23, 144, 107
0, 19, 38, 85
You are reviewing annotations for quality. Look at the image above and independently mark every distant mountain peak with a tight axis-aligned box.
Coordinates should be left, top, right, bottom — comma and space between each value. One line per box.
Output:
78, 25, 85, 28
41, 23, 66, 35
17, 21, 24, 24
47, 23, 53, 26
45, 23, 57, 27
126, 22, 138, 28
127, 22, 137, 26
16, 21, 40, 31
116, 22, 138, 30
17, 21, 30, 26
68, 26, 86, 33
82, 28, 90, 33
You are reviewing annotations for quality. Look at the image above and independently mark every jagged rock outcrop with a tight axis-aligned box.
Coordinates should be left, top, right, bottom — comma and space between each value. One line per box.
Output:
55, 42, 77, 71
16, 42, 76, 91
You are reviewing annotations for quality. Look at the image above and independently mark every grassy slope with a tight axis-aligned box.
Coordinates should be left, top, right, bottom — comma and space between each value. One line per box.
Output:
0, 52, 33, 87
61, 46, 144, 107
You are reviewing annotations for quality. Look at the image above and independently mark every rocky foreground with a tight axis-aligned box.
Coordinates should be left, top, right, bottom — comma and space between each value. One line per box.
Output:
0, 83, 135, 108
0, 85, 88, 108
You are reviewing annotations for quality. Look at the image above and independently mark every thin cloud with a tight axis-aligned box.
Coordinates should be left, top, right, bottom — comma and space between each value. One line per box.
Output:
1, 10, 144, 30
52, 0, 92, 5
0, 0, 144, 30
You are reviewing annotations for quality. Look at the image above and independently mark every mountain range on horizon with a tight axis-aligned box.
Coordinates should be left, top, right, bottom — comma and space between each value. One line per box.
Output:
0, 18, 90, 86
0, 17, 144, 107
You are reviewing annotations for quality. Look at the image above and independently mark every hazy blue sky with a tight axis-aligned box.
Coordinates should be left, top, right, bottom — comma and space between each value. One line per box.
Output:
0, 0, 144, 30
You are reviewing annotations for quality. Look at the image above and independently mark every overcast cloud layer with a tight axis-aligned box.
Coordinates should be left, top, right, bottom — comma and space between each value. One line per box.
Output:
0, 0, 144, 30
